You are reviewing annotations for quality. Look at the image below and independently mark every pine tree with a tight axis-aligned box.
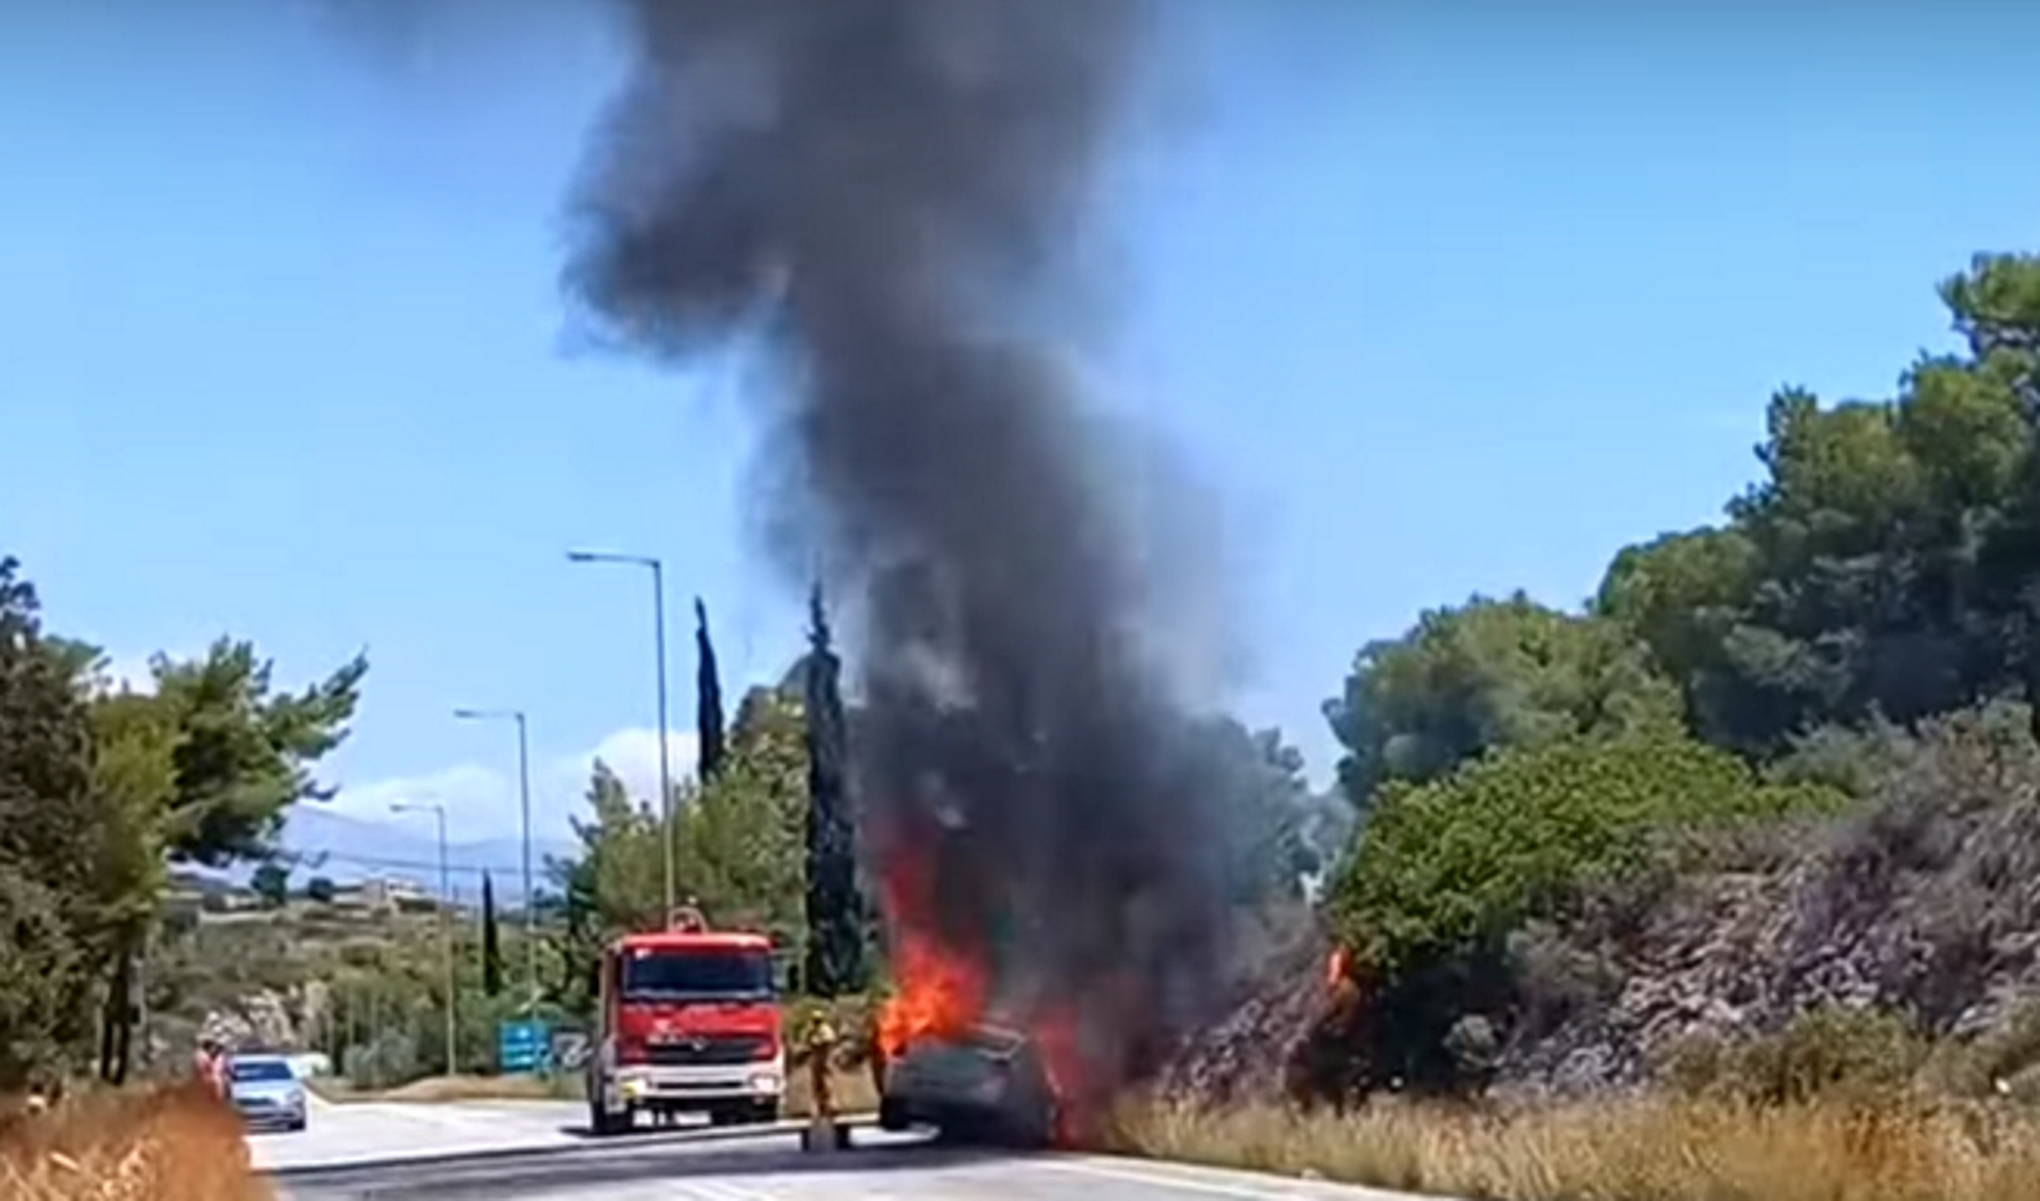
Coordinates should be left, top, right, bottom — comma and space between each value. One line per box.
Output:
802, 581, 865, 996
0, 557, 103, 1090
695, 598, 728, 781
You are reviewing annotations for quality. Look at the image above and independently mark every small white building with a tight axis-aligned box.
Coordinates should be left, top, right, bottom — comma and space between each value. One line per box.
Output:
332, 874, 433, 912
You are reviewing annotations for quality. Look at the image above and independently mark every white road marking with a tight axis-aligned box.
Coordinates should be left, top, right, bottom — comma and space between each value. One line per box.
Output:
1039, 1156, 1431, 1201
669, 1181, 782, 1201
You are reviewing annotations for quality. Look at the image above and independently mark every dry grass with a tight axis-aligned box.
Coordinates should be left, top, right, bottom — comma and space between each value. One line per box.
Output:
1112, 1094, 2040, 1201
0, 1083, 269, 1201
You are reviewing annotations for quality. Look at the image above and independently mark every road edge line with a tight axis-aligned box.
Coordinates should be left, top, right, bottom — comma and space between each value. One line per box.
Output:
259, 1113, 878, 1183
1038, 1153, 1453, 1201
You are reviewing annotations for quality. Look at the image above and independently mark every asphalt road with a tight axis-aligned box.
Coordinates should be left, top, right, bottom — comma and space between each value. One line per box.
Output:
252, 1095, 587, 1173
260, 1097, 1429, 1201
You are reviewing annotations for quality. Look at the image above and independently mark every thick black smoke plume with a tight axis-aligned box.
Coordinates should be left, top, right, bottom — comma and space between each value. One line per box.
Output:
566, 0, 1231, 1099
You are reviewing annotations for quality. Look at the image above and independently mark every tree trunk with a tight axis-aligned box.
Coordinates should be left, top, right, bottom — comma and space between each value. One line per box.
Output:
95, 928, 141, 1085
111, 992, 132, 1086
96, 960, 118, 1082
96, 942, 132, 1083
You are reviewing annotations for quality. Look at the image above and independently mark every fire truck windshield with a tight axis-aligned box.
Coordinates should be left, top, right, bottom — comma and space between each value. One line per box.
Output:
620, 948, 775, 1001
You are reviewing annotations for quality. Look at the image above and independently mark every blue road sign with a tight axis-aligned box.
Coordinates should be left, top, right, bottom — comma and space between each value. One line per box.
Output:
498, 1019, 552, 1073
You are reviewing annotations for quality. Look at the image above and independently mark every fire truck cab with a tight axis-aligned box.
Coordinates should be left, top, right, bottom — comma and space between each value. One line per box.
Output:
585, 908, 786, 1136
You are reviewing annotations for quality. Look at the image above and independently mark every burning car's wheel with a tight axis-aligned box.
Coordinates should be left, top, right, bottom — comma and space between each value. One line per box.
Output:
1010, 1093, 1058, 1149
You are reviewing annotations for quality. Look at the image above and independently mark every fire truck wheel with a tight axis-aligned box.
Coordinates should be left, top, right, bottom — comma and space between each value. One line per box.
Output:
588, 1097, 631, 1137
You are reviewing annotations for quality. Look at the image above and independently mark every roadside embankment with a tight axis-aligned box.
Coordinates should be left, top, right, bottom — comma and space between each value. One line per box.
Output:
0, 1082, 270, 1201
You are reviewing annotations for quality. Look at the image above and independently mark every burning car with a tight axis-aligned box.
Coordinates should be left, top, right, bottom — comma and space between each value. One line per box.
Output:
877, 1020, 1059, 1148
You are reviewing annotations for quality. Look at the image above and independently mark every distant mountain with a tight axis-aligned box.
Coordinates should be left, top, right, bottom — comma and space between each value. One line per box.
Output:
271, 807, 578, 903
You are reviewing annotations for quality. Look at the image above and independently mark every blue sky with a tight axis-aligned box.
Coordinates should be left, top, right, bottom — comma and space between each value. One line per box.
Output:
6, 2, 2039, 851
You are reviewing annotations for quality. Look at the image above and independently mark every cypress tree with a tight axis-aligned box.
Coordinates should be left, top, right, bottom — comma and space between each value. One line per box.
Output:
695, 598, 728, 781
802, 582, 865, 996
481, 872, 503, 998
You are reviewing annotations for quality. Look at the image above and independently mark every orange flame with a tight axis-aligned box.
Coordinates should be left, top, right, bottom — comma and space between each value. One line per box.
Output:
1326, 945, 1351, 988
876, 927, 986, 1058
876, 830, 991, 1058
874, 821, 1089, 1145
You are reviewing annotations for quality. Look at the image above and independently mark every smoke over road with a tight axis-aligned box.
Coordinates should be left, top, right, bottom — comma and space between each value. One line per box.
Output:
565, 0, 1233, 1108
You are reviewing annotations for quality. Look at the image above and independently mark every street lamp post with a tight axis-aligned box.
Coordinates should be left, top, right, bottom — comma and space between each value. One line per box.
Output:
567, 549, 676, 919
453, 707, 539, 1012
392, 801, 457, 1077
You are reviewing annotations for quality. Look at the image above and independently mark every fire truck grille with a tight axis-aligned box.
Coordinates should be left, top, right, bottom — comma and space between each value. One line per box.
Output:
645, 1034, 770, 1066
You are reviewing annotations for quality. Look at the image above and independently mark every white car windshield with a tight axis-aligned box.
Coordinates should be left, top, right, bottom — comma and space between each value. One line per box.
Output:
230, 1059, 295, 1083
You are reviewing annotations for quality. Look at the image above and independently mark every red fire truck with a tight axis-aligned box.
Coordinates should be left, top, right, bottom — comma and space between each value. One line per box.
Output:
585, 908, 786, 1136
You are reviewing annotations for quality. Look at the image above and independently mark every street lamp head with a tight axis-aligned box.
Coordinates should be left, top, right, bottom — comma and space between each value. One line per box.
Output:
455, 708, 526, 731
568, 548, 659, 568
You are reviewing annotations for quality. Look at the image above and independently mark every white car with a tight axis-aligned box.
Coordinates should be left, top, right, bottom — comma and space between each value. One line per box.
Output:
226, 1054, 308, 1133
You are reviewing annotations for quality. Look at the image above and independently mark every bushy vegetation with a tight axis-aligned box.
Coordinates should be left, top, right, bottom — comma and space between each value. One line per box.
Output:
1305, 251, 2040, 1104
1313, 734, 1841, 1093
0, 558, 364, 1092
1331, 735, 1842, 979
1662, 1007, 1929, 1108
1323, 595, 1687, 808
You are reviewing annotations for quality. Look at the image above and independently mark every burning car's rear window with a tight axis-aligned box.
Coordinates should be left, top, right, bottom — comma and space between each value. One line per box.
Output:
621, 948, 774, 999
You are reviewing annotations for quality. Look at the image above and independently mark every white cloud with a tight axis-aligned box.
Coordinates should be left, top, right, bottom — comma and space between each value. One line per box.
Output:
327, 727, 700, 846
559, 728, 701, 814
327, 762, 511, 845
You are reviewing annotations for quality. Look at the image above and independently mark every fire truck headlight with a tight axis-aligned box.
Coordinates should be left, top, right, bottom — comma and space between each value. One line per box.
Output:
747, 1071, 782, 1095
620, 1077, 648, 1100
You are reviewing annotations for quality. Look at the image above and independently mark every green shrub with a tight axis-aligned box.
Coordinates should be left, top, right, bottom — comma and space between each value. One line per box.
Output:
1329, 734, 1843, 978
344, 1030, 421, 1090
1923, 1002, 2040, 1101
1662, 1007, 1927, 1106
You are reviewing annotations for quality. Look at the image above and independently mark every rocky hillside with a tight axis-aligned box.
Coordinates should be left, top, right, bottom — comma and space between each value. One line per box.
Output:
1158, 916, 1332, 1105
1164, 705, 2040, 1106
1495, 705, 2040, 1099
